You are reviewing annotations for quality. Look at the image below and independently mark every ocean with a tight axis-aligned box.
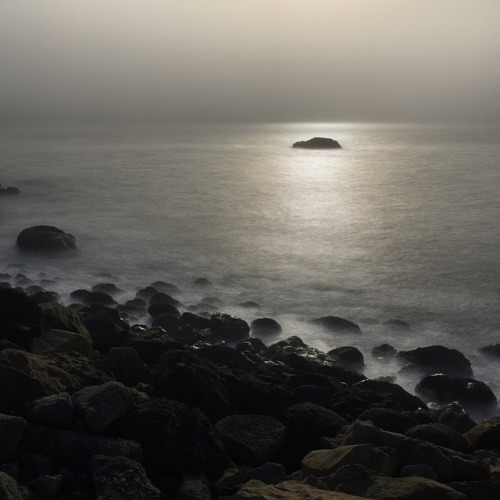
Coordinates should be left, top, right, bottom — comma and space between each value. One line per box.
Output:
1, 121, 500, 400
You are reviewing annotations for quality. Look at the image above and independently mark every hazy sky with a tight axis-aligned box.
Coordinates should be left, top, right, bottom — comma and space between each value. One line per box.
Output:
1, 0, 499, 123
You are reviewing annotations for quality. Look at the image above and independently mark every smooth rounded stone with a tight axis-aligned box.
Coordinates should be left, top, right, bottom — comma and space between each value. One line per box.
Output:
382, 319, 411, 331
215, 414, 288, 466
311, 316, 361, 334
124, 297, 146, 309
25, 393, 74, 428
400, 464, 438, 480
149, 291, 181, 308
405, 423, 469, 453
39, 302, 90, 338
30, 329, 94, 356
209, 313, 250, 342
16, 225, 77, 252
432, 401, 476, 434
151, 312, 183, 332
135, 286, 158, 301
0, 471, 23, 500
149, 281, 181, 294
0, 287, 43, 349
148, 302, 181, 318
70, 288, 90, 301
193, 278, 213, 288
464, 417, 500, 451
371, 343, 397, 359
91, 455, 160, 499
302, 444, 398, 478
101, 346, 151, 386
415, 374, 498, 412
250, 318, 282, 335
107, 398, 228, 479
177, 472, 211, 500
91, 283, 122, 296
81, 291, 117, 307
80, 304, 129, 353
352, 379, 428, 411
397, 345, 473, 377
24, 424, 142, 470
356, 407, 421, 434
292, 137, 342, 149
29, 290, 60, 304
0, 414, 27, 463
72, 381, 134, 433
170, 324, 198, 345
328, 346, 364, 373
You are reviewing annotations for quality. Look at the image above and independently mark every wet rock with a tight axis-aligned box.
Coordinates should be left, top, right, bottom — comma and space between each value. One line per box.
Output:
91, 283, 122, 295
181, 312, 211, 330
0, 414, 26, 462
196, 344, 255, 370
81, 291, 117, 307
72, 381, 134, 433
151, 312, 183, 332
101, 346, 151, 386
415, 374, 497, 413
0, 185, 20, 195
371, 343, 397, 359
464, 417, 500, 451
25, 393, 74, 428
70, 289, 90, 301
312, 316, 361, 334
148, 302, 181, 318
250, 318, 282, 335
215, 414, 287, 466
328, 346, 364, 373
39, 302, 90, 338
193, 278, 213, 288
238, 301, 261, 308
30, 329, 94, 356
432, 401, 476, 434
356, 407, 421, 434
126, 331, 184, 365
170, 324, 198, 345
405, 423, 469, 453
209, 313, 250, 342
149, 280, 181, 294
397, 345, 473, 377
16, 225, 77, 252
292, 137, 342, 149
107, 397, 228, 479
91, 455, 160, 499
135, 286, 157, 302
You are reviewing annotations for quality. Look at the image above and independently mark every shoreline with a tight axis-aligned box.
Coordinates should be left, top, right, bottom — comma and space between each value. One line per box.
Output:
1, 272, 500, 498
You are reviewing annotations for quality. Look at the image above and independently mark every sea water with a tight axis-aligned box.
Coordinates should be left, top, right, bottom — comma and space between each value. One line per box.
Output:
1, 121, 500, 399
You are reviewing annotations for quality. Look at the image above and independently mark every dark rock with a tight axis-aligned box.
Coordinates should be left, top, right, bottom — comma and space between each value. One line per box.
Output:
149, 291, 181, 308
0, 365, 46, 413
25, 393, 74, 429
382, 319, 411, 330
0, 414, 26, 463
151, 312, 183, 332
181, 312, 211, 330
148, 302, 181, 318
215, 414, 287, 466
292, 137, 342, 149
0, 185, 20, 195
250, 318, 282, 335
400, 464, 438, 480
432, 401, 476, 434
70, 289, 90, 301
415, 374, 498, 413
149, 281, 181, 294
328, 346, 364, 373
311, 316, 361, 333
170, 324, 198, 345
177, 472, 211, 500
39, 302, 90, 337
464, 417, 500, 451
356, 407, 421, 434
124, 298, 146, 309
16, 225, 77, 252
196, 345, 255, 371
135, 286, 157, 302
81, 291, 117, 307
209, 313, 250, 342
91, 455, 161, 499
91, 283, 123, 295
397, 345, 473, 377
101, 346, 151, 386
126, 332, 184, 365
0, 471, 23, 499
371, 343, 397, 359
478, 343, 500, 359
236, 337, 267, 354
29, 290, 60, 304
193, 278, 213, 288
107, 398, 228, 479
405, 423, 469, 453
238, 301, 261, 308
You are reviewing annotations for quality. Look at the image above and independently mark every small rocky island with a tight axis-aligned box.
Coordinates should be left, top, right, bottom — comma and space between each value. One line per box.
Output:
293, 137, 342, 149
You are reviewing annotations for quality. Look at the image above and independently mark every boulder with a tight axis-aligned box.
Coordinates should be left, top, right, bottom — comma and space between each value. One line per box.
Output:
177, 472, 211, 500
196, 345, 256, 370
25, 392, 74, 428
405, 423, 469, 453
371, 343, 397, 359
312, 316, 361, 334
0, 414, 26, 462
0, 471, 23, 500
151, 313, 183, 332
432, 401, 476, 434
464, 417, 500, 451
16, 225, 77, 252
82, 291, 117, 307
243, 462, 287, 485
215, 414, 288, 466
91, 283, 122, 295
91, 455, 161, 499
39, 302, 90, 338
355, 407, 421, 434
209, 313, 250, 342
250, 318, 282, 335
397, 346, 473, 377
72, 381, 134, 433
328, 346, 365, 373
101, 346, 151, 386
30, 329, 94, 356
292, 137, 342, 149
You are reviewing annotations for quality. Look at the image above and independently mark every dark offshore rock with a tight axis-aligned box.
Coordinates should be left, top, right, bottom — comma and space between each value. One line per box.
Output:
328, 346, 364, 373
125, 328, 184, 365
352, 379, 428, 412
81, 291, 117, 307
250, 318, 282, 335
0, 287, 43, 349
196, 345, 256, 371
135, 286, 158, 302
216, 414, 288, 467
151, 313, 183, 332
107, 397, 228, 479
292, 137, 342, 149
80, 304, 129, 353
0, 185, 20, 195
148, 302, 181, 318
181, 312, 211, 330
209, 313, 250, 342
149, 280, 181, 294
149, 291, 181, 308
415, 374, 498, 413
312, 316, 361, 334
405, 423, 469, 453
355, 407, 421, 434
193, 278, 213, 288
91, 455, 161, 500
478, 343, 500, 359
397, 345, 473, 377
23, 424, 142, 470
371, 343, 397, 359
16, 225, 77, 252
91, 283, 123, 295
70, 288, 90, 301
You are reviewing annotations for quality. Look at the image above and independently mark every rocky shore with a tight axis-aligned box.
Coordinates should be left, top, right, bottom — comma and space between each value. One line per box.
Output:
1, 274, 500, 499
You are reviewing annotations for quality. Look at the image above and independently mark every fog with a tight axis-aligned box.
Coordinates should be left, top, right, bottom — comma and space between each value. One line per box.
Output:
1, 0, 499, 123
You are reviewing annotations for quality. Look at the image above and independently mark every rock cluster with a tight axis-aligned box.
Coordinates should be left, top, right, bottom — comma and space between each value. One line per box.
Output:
292, 137, 342, 149
0, 281, 499, 499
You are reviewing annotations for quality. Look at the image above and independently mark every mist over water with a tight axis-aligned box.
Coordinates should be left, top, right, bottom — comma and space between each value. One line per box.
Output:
1, 121, 500, 404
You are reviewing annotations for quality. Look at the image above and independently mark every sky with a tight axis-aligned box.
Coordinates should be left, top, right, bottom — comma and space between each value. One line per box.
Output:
1, 0, 499, 123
